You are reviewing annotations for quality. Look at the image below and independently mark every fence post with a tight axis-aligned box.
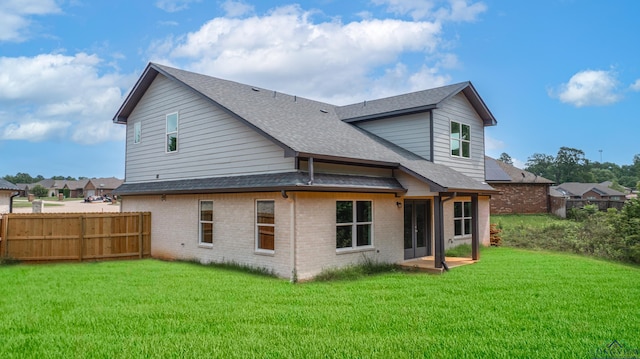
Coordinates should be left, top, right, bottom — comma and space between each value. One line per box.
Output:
138, 213, 143, 258
78, 215, 85, 262
2, 215, 8, 257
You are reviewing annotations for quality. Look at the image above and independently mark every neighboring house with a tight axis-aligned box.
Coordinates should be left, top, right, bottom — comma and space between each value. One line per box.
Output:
0, 179, 20, 214
485, 156, 554, 214
36, 179, 67, 197
87, 177, 124, 198
15, 184, 31, 197
553, 182, 626, 200
112, 63, 499, 280
64, 179, 90, 198
32, 177, 124, 198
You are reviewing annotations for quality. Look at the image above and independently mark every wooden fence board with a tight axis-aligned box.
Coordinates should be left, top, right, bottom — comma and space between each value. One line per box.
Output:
0, 212, 151, 263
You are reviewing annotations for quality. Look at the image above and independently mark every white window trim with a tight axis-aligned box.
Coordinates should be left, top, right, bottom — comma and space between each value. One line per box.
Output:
255, 199, 275, 254
453, 201, 472, 239
133, 122, 141, 144
198, 200, 214, 247
450, 120, 471, 159
336, 199, 374, 252
166, 112, 179, 153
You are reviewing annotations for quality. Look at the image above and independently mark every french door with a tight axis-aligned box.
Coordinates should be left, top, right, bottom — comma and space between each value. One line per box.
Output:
404, 200, 432, 259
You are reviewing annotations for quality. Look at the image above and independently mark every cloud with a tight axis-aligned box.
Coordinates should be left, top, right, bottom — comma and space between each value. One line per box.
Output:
148, 3, 477, 104
155, 0, 201, 13
0, 0, 62, 42
371, 0, 487, 21
552, 69, 621, 107
630, 79, 640, 91
221, 0, 254, 18
0, 53, 129, 144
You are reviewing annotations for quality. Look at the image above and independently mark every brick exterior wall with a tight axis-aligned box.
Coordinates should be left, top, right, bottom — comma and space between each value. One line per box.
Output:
490, 183, 549, 214
121, 191, 492, 280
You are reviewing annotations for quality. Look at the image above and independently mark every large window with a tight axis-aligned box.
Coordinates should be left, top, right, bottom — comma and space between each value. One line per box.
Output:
256, 200, 275, 251
166, 112, 178, 152
199, 200, 213, 245
454, 201, 472, 237
336, 200, 372, 249
450, 121, 470, 158
134, 122, 141, 144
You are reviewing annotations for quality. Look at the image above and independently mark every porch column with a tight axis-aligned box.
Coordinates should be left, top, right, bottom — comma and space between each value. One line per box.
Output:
471, 193, 479, 260
434, 196, 445, 268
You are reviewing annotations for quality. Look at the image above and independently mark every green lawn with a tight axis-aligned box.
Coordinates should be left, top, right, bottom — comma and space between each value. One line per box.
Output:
1, 248, 639, 358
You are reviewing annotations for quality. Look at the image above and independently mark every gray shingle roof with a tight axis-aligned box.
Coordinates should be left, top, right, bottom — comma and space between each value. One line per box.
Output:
485, 156, 554, 184
554, 182, 626, 197
0, 179, 19, 191
114, 172, 405, 195
113, 63, 497, 193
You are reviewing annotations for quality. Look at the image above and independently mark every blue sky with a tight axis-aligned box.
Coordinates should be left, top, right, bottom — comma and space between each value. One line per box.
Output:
1, 0, 639, 179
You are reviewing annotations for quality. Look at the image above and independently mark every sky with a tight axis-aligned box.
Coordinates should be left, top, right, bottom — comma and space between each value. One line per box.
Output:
1, 0, 639, 179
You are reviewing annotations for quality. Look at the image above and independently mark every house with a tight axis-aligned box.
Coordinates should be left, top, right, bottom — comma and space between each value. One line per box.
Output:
485, 156, 554, 214
553, 182, 626, 201
0, 179, 20, 214
31, 177, 124, 199
63, 179, 90, 198
86, 177, 124, 198
112, 63, 499, 280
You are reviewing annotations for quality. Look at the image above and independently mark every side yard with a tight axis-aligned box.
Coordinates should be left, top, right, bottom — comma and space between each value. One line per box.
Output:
1, 248, 638, 358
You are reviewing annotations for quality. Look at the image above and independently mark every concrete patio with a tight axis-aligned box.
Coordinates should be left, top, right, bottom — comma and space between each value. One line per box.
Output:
399, 256, 477, 274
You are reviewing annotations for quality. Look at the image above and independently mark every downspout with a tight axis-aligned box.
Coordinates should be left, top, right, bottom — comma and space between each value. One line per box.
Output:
437, 192, 457, 271
287, 192, 297, 283
9, 192, 19, 213
307, 157, 314, 185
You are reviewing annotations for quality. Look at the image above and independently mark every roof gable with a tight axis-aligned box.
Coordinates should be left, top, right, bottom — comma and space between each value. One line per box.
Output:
112, 63, 497, 193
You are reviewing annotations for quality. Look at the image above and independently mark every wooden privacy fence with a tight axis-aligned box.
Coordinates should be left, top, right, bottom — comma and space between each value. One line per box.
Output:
0, 212, 151, 263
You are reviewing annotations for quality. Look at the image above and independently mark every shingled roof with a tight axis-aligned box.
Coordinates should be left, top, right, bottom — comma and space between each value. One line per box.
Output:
485, 156, 554, 184
0, 179, 19, 191
113, 63, 497, 193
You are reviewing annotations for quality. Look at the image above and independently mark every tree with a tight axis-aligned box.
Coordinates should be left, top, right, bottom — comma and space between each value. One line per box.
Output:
498, 152, 513, 165
555, 147, 590, 183
525, 153, 556, 180
31, 185, 48, 198
2, 172, 43, 184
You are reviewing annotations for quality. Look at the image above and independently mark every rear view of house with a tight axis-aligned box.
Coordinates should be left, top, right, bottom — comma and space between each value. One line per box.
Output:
113, 63, 498, 280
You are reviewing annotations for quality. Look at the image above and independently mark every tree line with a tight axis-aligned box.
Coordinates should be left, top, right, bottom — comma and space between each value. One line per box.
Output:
498, 147, 640, 190
2, 172, 89, 184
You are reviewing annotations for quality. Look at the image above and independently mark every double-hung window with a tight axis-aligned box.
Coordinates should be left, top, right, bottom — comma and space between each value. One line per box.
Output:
199, 200, 213, 245
450, 121, 470, 158
166, 112, 178, 152
453, 201, 472, 237
336, 200, 373, 249
256, 200, 275, 252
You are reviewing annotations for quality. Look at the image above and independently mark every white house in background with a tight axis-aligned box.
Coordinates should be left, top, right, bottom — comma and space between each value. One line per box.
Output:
112, 63, 498, 281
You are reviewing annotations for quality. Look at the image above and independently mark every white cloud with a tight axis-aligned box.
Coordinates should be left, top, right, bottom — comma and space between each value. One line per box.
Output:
630, 79, 640, 91
0, 53, 129, 144
221, 0, 254, 18
155, 0, 201, 13
148, 3, 478, 104
371, 0, 487, 21
0, 0, 61, 42
552, 69, 621, 107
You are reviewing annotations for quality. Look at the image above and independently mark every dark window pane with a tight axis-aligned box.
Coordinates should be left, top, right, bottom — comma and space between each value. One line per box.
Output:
201, 223, 213, 243
200, 201, 213, 221
257, 201, 274, 224
356, 224, 371, 246
454, 219, 463, 236
258, 225, 275, 250
462, 141, 470, 158
336, 201, 353, 223
336, 226, 352, 248
404, 203, 412, 250
356, 201, 371, 222
167, 134, 177, 152
451, 139, 460, 156
463, 202, 472, 216
416, 203, 426, 247
450, 122, 460, 139
464, 218, 472, 235
454, 202, 462, 218
461, 124, 470, 140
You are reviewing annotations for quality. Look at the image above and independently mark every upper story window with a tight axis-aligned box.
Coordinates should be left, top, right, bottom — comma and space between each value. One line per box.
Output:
256, 200, 275, 252
133, 122, 141, 144
450, 121, 470, 158
199, 200, 213, 245
166, 112, 178, 152
336, 200, 373, 250
454, 201, 472, 237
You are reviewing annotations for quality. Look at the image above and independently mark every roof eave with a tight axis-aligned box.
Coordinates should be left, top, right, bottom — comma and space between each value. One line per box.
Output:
341, 105, 437, 123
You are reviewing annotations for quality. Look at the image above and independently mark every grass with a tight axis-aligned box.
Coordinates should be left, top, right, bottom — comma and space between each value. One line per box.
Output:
1, 248, 639, 358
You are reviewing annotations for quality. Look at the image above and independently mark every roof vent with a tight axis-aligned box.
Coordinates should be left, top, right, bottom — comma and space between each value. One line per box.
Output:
251, 87, 260, 92
320, 109, 328, 113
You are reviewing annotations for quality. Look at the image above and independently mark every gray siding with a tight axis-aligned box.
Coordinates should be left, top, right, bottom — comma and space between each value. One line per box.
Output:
124, 74, 294, 183
355, 112, 431, 160
432, 93, 485, 182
